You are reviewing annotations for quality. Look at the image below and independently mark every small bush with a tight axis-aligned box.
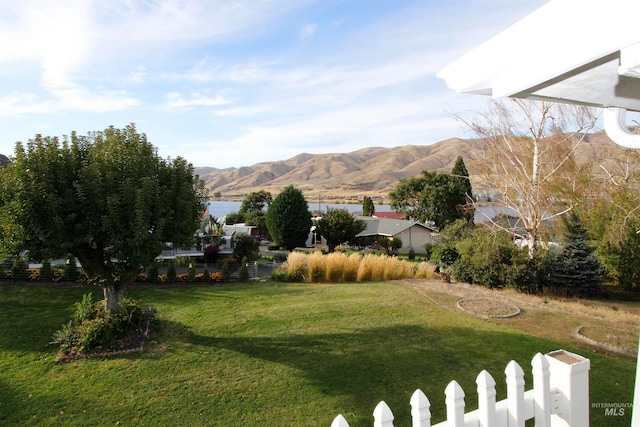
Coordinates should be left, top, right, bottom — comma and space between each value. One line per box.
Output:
147, 263, 159, 283
271, 269, 292, 282
40, 260, 53, 282
166, 261, 177, 283
408, 248, 416, 260
221, 261, 230, 282
63, 256, 79, 282
11, 258, 28, 281
239, 257, 249, 282
187, 263, 196, 282
51, 295, 155, 356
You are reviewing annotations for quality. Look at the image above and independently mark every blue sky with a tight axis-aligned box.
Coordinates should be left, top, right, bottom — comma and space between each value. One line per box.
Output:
0, 0, 548, 168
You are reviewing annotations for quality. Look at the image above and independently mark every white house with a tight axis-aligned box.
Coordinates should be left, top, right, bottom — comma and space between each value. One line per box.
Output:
355, 216, 438, 254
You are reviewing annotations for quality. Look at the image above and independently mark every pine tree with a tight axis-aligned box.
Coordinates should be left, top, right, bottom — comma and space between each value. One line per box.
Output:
362, 196, 375, 216
547, 212, 603, 297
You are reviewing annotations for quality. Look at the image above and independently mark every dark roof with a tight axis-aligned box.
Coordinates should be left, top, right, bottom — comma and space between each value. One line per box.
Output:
355, 216, 437, 238
0, 154, 8, 168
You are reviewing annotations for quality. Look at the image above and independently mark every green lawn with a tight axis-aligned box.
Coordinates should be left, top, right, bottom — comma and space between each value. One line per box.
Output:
0, 282, 635, 426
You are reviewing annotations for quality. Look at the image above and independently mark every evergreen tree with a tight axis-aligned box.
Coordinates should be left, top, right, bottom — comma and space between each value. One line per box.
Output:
451, 156, 473, 199
266, 185, 312, 250
221, 261, 230, 282
239, 256, 250, 282
362, 196, 375, 216
547, 212, 603, 297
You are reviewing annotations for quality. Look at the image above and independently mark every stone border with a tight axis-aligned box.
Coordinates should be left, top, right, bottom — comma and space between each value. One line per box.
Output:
456, 298, 521, 319
574, 326, 638, 356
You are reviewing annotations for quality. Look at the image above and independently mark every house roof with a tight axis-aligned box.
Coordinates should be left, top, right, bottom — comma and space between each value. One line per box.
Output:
372, 211, 404, 219
437, 0, 640, 148
355, 217, 437, 238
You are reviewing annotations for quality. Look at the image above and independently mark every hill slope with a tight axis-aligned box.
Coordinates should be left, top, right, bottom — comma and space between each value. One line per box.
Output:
196, 132, 626, 201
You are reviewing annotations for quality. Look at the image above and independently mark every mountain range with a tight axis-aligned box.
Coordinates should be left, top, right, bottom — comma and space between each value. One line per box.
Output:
195, 131, 627, 202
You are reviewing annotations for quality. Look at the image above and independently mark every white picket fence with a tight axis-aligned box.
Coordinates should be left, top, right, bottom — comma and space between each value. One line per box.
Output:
331, 349, 590, 427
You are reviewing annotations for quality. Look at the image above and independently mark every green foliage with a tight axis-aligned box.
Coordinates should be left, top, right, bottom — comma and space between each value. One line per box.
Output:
362, 195, 375, 216
266, 185, 312, 250
11, 257, 28, 280
430, 245, 459, 268
408, 248, 416, 260
448, 227, 535, 292
547, 213, 603, 297
233, 232, 260, 261
378, 237, 403, 256
221, 261, 230, 282
187, 263, 196, 282
451, 156, 474, 203
316, 208, 366, 252
166, 261, 177, 283
239, 256, 250, 282
51, 294, 154, 355
4, 124, 208, 311
147, 262, 159, 283
225, 211, 245, 225
389, 170, 470, 230
239, 190, 272, 215
63, 256, 79, 282
39, 259, 53, 282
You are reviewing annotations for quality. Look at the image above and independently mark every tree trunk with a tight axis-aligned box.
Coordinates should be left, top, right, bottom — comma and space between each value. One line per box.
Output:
103, 283, 125, 314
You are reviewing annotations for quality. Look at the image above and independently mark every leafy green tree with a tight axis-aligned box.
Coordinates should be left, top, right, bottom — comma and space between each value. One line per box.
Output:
3, 125, 208, 312
316, 208, 366, 252
389, 170, 468, 230
225, 211, 245, 225
266, 185, 312, 250
240, 190, 272, 215
233, 232, 259, 261
362, 196, 375, 216
547, 212, 603, 297
451, 156, 474, 221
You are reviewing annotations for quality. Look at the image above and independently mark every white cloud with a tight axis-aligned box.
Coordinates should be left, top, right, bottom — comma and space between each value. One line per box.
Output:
164, 92, 232, 110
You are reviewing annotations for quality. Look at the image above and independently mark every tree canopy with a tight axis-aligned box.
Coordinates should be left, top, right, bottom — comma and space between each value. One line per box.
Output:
362, 195, 375, 216
389, 170, 469, 230
316, 208, 366, 252
265, 185, 311, 250
3, 124, 208, 312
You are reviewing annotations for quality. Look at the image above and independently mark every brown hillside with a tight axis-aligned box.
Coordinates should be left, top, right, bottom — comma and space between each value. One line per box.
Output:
196, 132, 629, 202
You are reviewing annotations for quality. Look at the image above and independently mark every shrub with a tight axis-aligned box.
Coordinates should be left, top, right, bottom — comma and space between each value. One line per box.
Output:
11, 258, 28, 281
408, 248, 416, 260
147, 263, 159, 283
210, 272, 223, 282
39, 260, 53, 282
63, 256, 79, 282
221, 261, 230, 282
239, 257, 249, 282
271, 269, 292, 282
202, 267, 210, 282
166, 261, 177, 283
187, 263, 196, 282
51, 295, 155, 356
203, 245, 220, 264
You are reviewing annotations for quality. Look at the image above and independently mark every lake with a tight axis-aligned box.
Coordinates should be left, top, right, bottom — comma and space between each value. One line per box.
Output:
207, 201, 512, 223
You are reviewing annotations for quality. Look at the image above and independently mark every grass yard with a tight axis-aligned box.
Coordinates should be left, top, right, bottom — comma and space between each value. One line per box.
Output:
0, 281, 636, 426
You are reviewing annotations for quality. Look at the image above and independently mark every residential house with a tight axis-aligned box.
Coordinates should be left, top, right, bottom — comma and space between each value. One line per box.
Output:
355, 216, 438, 255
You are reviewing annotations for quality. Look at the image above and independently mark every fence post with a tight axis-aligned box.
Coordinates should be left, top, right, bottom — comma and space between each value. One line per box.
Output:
373, 401, 394, 427
506, 360, 525, 427
632, 338, 640, 427
331, 414, 350, 427
445, 381, 465, 427
476, 370, 496, 427
546, 350, 590, 427
410, 389, 431, 427
531, 353, 551, 427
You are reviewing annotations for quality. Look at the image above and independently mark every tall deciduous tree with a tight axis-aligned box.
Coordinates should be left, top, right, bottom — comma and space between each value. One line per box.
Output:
4, 125, 208, 312
389, 170, 468, 230
457, 99, 596, 257
266, 185, 311, 250
316, 208, 366, 252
